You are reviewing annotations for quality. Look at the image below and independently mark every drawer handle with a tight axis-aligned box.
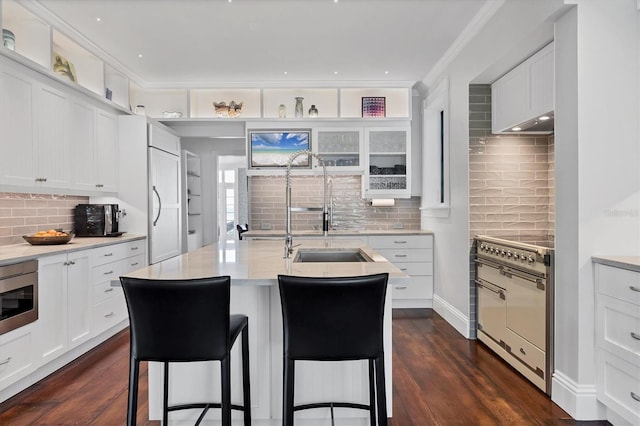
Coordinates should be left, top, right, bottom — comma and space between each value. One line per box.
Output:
395, 254, 407, 258
131, 262, 139, 267
103, 270, 114, 275
104, 253, 113, 257
631, 286, 640, 293
519, 347, 526, 356
399, 268, 407, 271
631, 332, 640, 341
632, 392, 640, 402
395, 286, 408, 290
131, 247, 139, 251
104, 288, 114, 293
394, 241, 407, 244
0, 357, 11, 366
105, 312, 115, 318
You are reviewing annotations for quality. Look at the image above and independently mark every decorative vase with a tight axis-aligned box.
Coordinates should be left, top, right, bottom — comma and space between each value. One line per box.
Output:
278, 104, 287, 118
308, 105, 318, 117
295, 97, 304, 118
2, 29, 15, 51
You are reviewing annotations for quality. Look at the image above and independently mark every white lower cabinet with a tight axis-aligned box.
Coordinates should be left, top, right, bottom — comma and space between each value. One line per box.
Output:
0, 323, 36, 390
36, 249, 91, 366
594, 262, 640, 425
369, 234, 433, 308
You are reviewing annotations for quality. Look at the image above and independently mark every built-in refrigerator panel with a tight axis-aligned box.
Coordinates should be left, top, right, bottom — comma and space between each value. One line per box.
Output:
148, 146, 182, 264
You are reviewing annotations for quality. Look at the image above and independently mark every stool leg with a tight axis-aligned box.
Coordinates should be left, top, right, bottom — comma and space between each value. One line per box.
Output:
241, 325, 251, 426
163, 362, 169, 426
221, 357, 232, 426
368, 359, 376, 426
375, 355, 388, 426
283, 358, 295, 426
127, 357, 139, 426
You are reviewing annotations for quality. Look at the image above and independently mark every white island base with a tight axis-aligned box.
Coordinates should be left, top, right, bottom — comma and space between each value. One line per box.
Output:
123, 239, 404, 425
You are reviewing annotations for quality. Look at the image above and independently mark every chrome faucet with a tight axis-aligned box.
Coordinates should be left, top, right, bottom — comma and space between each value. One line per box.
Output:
284, 150, 329, 258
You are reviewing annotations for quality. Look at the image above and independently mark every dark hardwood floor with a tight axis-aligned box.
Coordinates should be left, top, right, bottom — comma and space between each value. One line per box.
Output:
0, 309, 608, 425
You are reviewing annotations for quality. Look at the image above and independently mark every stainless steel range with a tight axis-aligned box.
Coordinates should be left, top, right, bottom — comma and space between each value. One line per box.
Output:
474, 235, 554, 395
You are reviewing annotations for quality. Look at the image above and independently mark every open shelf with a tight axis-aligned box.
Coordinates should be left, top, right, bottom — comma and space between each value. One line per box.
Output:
190, 88, 261, 118
1, 0, 50, 68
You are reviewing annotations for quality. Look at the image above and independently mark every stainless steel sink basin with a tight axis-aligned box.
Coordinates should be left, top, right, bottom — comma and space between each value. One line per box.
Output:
293, 248, 373, 263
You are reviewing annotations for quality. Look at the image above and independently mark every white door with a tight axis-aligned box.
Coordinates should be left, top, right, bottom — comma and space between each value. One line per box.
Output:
36, 85, 70, 188
36, 254, 69, 366
96, 110, 118, 192
66, 251, 92, 349
69, 99, 97, 191
149, 148, 182, 264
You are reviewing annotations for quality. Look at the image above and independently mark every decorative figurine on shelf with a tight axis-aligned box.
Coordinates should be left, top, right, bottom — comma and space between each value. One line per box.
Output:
213, 100, 244, 118
308, 105, 318, 117
53, 52, 77, 82
278, 104, 287, 118
295, 97, 304, 118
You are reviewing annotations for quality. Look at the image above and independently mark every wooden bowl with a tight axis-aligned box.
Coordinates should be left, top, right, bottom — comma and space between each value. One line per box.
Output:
23, 232, 74, 245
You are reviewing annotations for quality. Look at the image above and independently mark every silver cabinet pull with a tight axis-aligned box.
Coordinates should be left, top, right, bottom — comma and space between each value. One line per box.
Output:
130, 262, 139, 267
103, 270, 114, 275
519, 347, 526, 356
395, 286, 408, 290
95, 184, 104, 188
394, 240, 407, 244
631, 392, 640, 402
399, 268, 407, 271
631, 332, 640, 341
105, 312, 115, 318
0, 357, 11, 366
630, 286, 640, 293
130, 247, 139, 251
104, 288, 114, 293
104, 253, 113, 257
395, 254, 407, 258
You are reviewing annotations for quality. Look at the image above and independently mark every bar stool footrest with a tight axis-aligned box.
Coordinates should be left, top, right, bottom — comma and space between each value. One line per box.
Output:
294, 402, 371, 411
168, 402, 247, 412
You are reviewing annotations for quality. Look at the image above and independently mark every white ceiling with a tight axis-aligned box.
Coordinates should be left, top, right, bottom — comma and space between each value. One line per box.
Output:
36, 0, 489, 87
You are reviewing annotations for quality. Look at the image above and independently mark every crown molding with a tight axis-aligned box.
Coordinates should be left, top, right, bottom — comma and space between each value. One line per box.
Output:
420, 0, 505, 89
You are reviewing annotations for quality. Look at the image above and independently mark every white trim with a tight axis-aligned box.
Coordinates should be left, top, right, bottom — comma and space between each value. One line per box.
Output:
421, 0, 506, 88
551, 370, 606, 421
432, 293, 470, 338
420, 206, 451, 218
392, 298, 432, 309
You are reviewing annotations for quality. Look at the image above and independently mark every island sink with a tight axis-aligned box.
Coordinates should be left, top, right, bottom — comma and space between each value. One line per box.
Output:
293, 248, 373, 263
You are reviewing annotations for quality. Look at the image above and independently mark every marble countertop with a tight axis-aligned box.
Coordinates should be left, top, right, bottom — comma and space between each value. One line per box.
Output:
122, 239, 409, 285
592, 255, 640, 272
0, 234, 146, 266
243, 229, 433, 238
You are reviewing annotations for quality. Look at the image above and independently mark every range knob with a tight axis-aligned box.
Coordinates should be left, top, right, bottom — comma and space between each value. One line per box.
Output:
501, 250, 506, 256
490, 247, 495, 253
528, 255, 535, 264
480, 243, 485, 251
520, 254, 526, 261
507, 251, 512, 258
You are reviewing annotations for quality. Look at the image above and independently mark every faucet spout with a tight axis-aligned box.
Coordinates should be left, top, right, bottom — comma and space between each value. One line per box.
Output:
284, 150, 329, 258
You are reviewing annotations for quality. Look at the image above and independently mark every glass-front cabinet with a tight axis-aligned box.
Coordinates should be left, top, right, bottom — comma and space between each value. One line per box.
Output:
363, 127, 411, 198
313, 128, 363, 173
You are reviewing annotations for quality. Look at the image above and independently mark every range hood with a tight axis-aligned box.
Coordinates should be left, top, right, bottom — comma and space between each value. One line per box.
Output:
502, 112, 554, 134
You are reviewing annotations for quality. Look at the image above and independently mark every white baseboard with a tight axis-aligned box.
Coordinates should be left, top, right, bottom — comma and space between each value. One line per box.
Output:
392, 298, 432, 309
432, 294, 470, 338
551, 370, 606, 420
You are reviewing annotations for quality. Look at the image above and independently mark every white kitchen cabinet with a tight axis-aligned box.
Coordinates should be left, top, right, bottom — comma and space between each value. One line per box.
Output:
368, 234, 433, 308
594, 261, 640, 425
36, 249, 91, 366
95, 110, 118, 192
0, 322, 36, 391
313, 127, 363, 173
363, 127, 411, 199
491, 42, 554, 133
35, 85, 71, 188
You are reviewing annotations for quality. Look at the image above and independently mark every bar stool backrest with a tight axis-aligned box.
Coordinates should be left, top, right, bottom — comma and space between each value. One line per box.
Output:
121, 276, 232, 362
278, 273, 388, 361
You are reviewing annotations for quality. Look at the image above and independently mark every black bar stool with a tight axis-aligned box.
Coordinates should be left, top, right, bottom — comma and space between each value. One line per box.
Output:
278, 273, 389, 426
120, 276, 251, 426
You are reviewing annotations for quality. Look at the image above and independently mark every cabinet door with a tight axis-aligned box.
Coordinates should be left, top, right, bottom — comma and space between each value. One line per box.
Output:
0, 67, 36, 186
69, 99, 97, 191
36, 253, 68, 366
36, 85, 70, 188
67, 252, 92, 349
313, 128, 363, 172
528, 43, 554, 117
491, 66, 527, 133
363, 127, 411, 198
96, 110, 118, 192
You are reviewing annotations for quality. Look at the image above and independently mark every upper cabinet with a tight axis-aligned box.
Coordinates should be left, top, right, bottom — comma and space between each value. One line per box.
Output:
492, 42, 554, 134
363, 126, 411, 199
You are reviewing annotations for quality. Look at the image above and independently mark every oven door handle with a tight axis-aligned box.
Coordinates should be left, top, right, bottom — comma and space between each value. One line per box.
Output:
503, 268, 546, 290
475, 258, 503, 270
475, 279, 506, 300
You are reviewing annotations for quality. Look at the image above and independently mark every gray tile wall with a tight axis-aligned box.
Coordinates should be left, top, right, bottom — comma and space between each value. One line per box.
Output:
248, 175, 421, 231
0, 193, 89, 246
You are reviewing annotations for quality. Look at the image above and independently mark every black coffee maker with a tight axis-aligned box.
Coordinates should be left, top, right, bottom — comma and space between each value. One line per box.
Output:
74, 204, 122, 237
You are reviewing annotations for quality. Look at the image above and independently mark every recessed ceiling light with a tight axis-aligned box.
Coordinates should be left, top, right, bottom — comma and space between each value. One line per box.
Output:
334, 0, 339, 3
539, 115, 550, 121
384, 71, 389, 75
96, 17, 101, 22
511, 127, 522, 131
138, 54, 143, 58
283, 71, 288, 75
334, 71, 338, 75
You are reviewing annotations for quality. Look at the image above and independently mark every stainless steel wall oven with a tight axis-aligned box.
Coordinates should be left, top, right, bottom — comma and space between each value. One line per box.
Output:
0, 260, 38, 335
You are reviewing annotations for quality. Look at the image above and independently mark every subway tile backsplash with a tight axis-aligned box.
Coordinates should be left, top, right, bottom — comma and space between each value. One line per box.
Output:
0, 193, 89, 246
248, 175, 420, 232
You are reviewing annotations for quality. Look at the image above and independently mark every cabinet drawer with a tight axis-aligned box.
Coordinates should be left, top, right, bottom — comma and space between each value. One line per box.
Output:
122, 240, 146, 258
391, 275, 433, 300
121, 254, 146, 275
394, 262, 433, 276
597, 349, 640, 425
92, 261, 123, 283
0, 326, 34, 388
377, 248, 432, 263
597, 294, 640, 365
369, 235, 433, 249
504, 328, 546, 381
91, 244, 126, 266
596, 264, 640, 305
92, 296, 127, 336
93, 280, 124, 306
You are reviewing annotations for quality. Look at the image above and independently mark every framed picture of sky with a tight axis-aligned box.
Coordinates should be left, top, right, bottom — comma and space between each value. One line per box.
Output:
248, 129, 311, 169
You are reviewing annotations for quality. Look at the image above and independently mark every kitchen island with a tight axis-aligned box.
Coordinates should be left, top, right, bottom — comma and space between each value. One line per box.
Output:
122, 238, 408, 425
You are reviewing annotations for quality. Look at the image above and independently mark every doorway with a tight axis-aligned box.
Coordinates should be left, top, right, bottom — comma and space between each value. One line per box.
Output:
217, 156, 247, 241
